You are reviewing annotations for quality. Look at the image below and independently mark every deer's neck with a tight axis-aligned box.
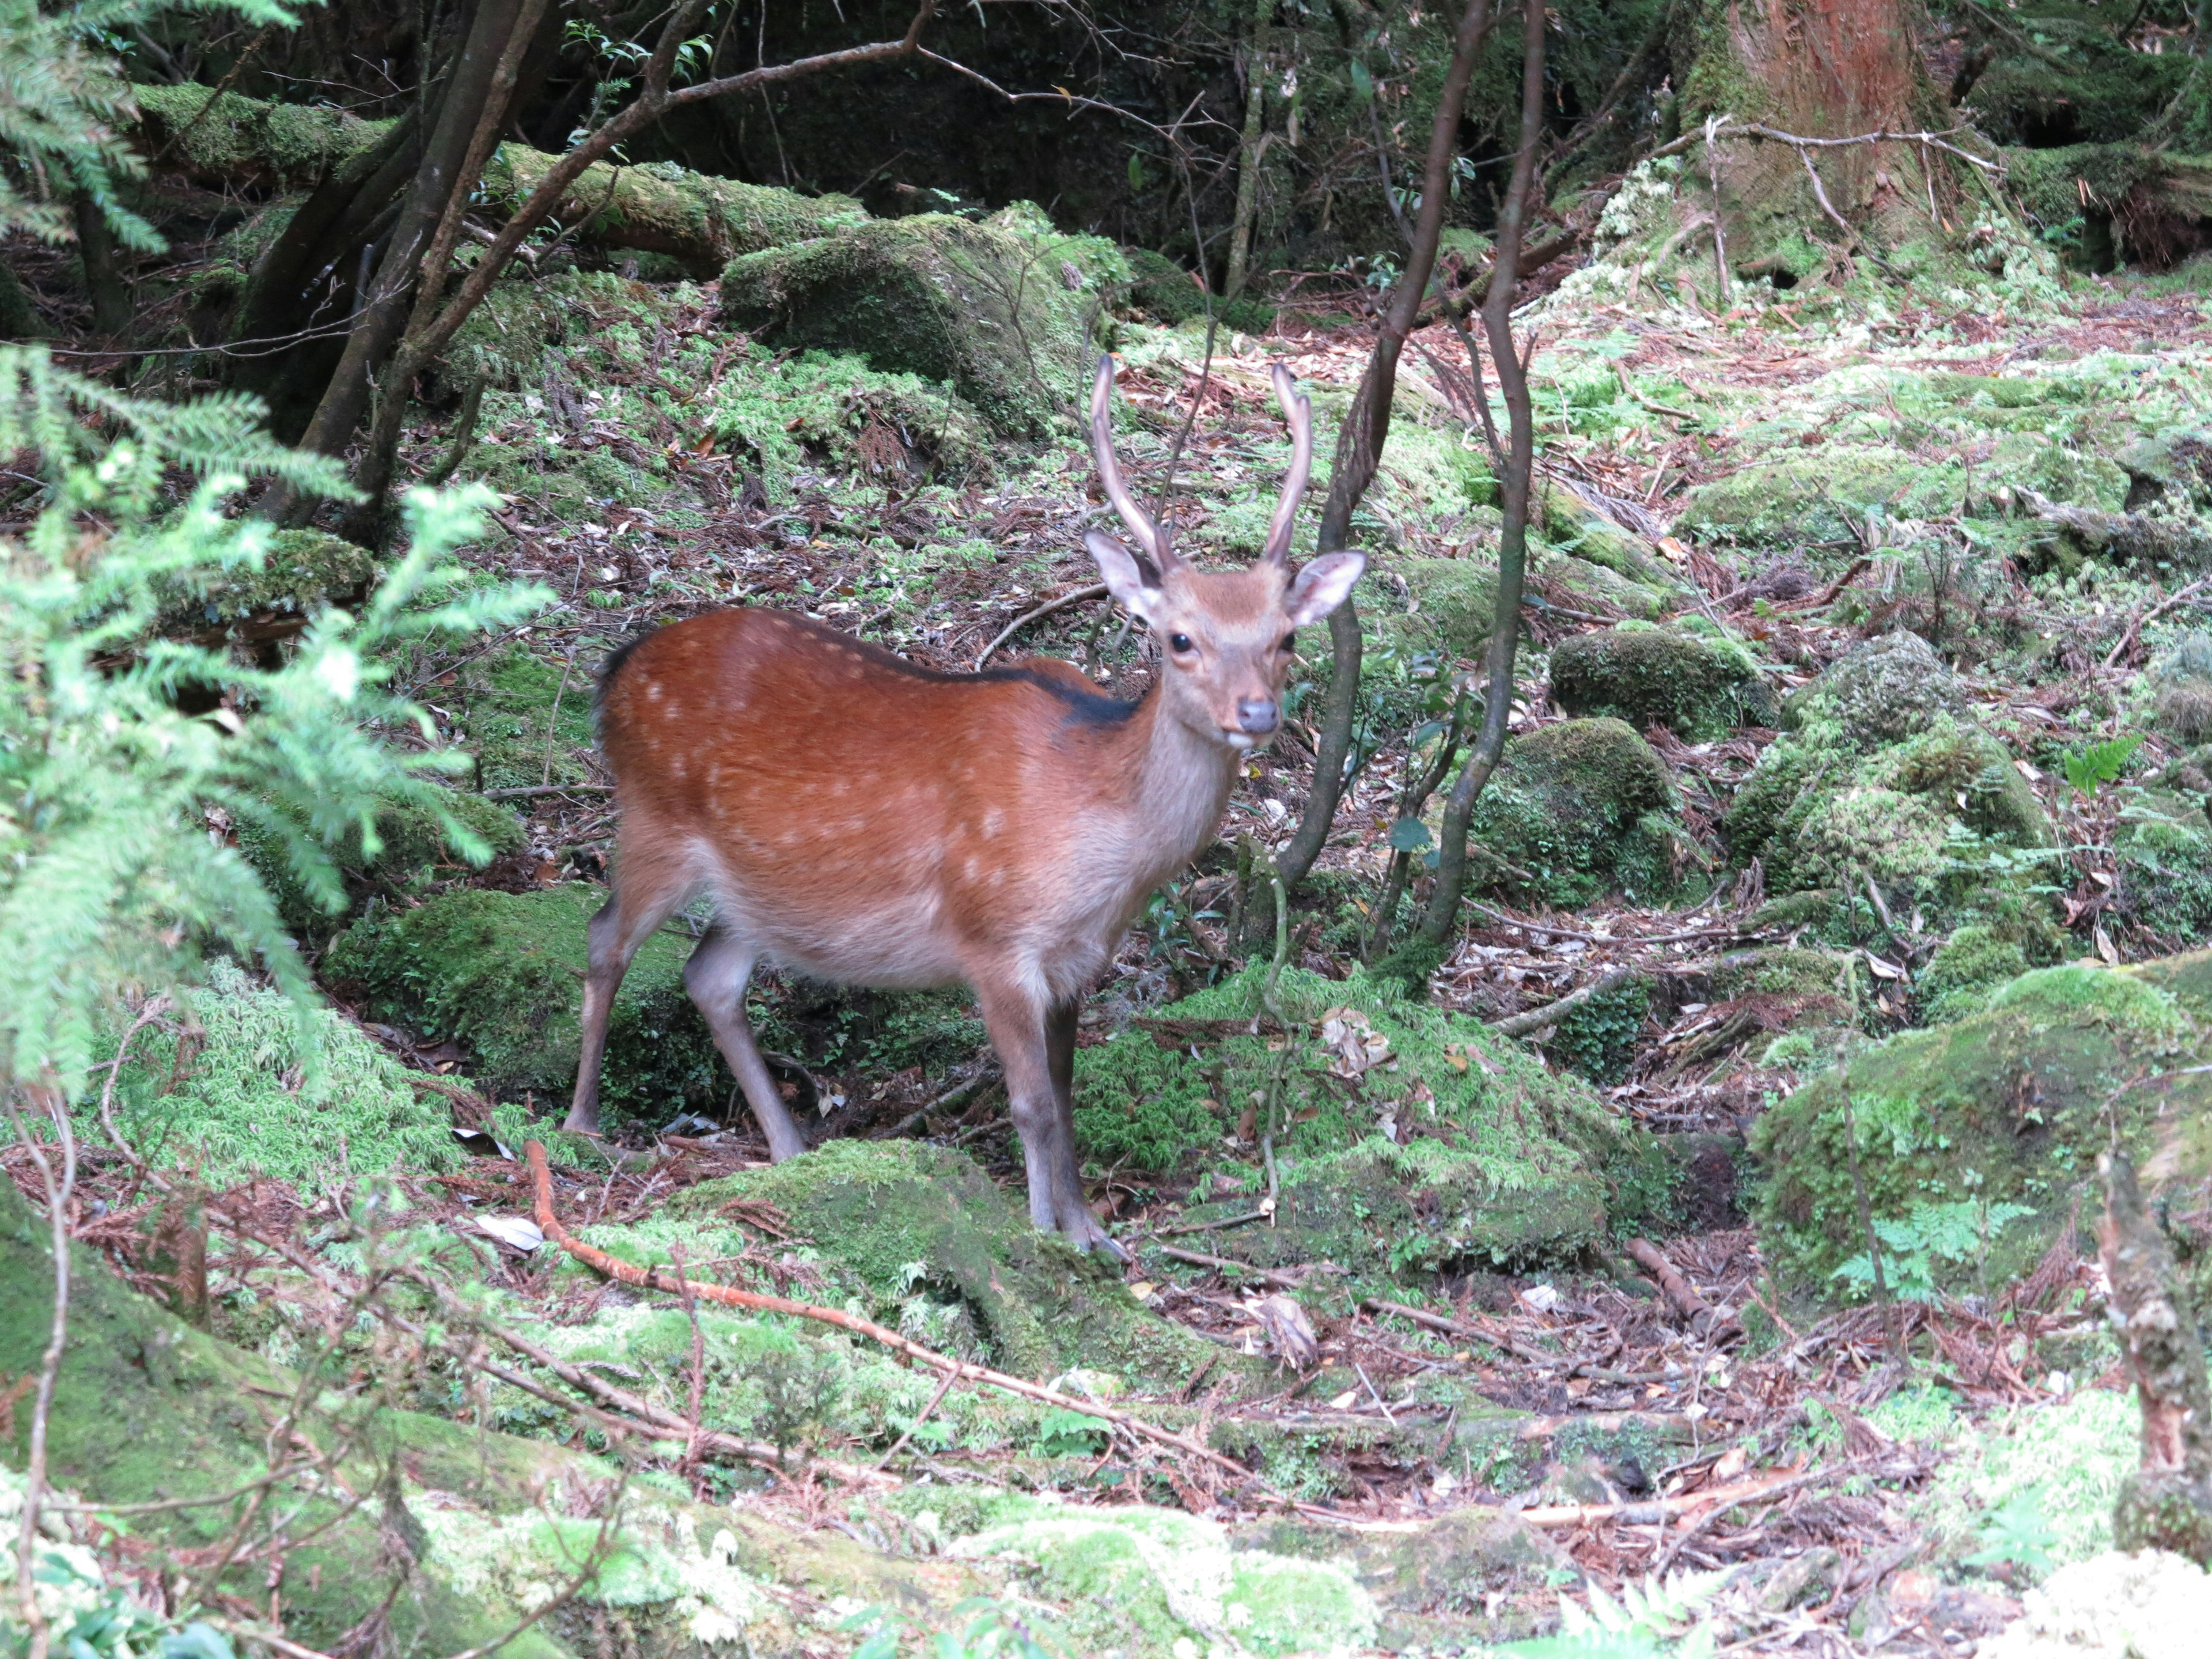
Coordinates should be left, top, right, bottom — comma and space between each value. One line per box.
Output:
1116, 685, 1240, 882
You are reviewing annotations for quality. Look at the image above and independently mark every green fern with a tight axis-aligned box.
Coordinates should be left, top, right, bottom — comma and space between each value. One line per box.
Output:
2061, 733, 2145, 797
0, 345, 550, 1101
1499, 1570, 1730, 1658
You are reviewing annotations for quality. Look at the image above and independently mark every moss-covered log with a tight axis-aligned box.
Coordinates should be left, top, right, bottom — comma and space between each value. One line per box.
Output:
131, 82, 867, 275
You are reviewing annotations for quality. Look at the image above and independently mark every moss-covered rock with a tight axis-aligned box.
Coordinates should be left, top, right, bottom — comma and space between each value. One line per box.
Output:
1119, 245, 1273, 333
1752, 959, 2212, 1300
1916, 925, 2032, 1025
2149, 632, 2212, 744
1468, 717, 1686, 907
1677, 449, 1969, 556
153, 528, 376, 639
1781, 630, 1968, 747
1077, 966, 1669, 1277
720, 203, 1125, 438
456, 644, 600, 794
665, 1140, 1225, 1389
2115, 789, 2212, 946
237, 784, 525, 936
1548, 621, 1766, 738
938, 1493, 1377, 1658
86, 960, 463, 1192
323, 884, 725, 1123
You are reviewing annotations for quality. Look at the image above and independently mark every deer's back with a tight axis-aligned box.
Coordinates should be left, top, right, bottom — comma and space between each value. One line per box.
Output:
596, 609, 1147, 986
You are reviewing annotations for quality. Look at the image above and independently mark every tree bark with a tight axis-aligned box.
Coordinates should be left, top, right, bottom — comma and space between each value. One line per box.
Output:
1415, 0, 1547, 950
1271, 0, 1496, 905
1224, 0, 1272, 301
289, 0, 539, 471
2100, 1150, 2212, 1565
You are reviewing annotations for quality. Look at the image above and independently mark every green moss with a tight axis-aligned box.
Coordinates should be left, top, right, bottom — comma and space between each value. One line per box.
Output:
323, 884, 727, 1124
2115, 789, 2212, 945
1467, 717, 1684, 907
664, 1139, 1225, 1388
1120, 246, 1274, 333
1918, 926, 2031, 1024
1547, 622, 1763, 739
153, 528, 376, 634
1677, 449, 1968, 555
1752, 960, 2209, 1297
237, 784, 524, 937
1084, 967, 1667, 1274
85, 960, 463, 1192
482, 148, 867, 277
707, 348, 990, 490
457, 645, 599, 793
129, 82, 385, 186
944, 1495, 1377, 1658
721, 203, 1126, 438
1544, 973, 1653, 1084
1782, 631, 1969, 748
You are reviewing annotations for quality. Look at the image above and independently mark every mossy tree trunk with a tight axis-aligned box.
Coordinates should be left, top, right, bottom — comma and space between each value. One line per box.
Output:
1668, 0, 1968, 284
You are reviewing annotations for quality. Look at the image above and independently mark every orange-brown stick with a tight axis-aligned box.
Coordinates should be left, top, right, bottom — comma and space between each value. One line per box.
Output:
525, 1141, 1255, 1482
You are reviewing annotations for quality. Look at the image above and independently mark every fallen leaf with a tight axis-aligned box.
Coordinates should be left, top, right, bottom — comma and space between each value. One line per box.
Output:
475, 1215, 543, 1253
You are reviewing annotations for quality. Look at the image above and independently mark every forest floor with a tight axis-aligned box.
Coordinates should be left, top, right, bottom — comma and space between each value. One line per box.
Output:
23, 241, 2212, 1656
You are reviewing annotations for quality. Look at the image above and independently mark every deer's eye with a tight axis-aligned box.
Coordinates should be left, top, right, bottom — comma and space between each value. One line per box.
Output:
1280, 632, 1297, 652
1169, 632, 1195, 653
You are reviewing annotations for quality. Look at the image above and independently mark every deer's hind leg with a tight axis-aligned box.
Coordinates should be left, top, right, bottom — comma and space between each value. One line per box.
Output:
681, 923, 809, 1161
565, 840, 694, 1135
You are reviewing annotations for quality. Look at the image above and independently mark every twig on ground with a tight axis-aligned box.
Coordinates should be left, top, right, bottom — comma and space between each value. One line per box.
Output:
973, 583, 1109, 669
1490, 965, 1637, 1038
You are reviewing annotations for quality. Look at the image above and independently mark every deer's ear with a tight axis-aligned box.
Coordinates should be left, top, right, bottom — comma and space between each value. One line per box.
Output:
1086, 530, 1168, 624
1286, 551, 1365, 627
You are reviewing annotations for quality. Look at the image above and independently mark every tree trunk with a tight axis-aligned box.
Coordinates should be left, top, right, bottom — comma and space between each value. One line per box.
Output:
1224, 0, 1271, 301
2100, 1150, 2212, 1565
1671, 0, 1961, 282
289, 0, 537, 470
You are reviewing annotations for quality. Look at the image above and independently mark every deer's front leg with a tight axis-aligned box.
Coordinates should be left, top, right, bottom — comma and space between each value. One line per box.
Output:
977, 983, 1120, 1255
1046, 997, 1127, 1260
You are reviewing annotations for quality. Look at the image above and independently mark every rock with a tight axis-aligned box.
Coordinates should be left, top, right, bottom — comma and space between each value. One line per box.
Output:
1781, 630, 1968, 748
1728, 634, 2050, 897
914, 1492, 1378, 1658
1983, 1549, 2212, 1659
665, 1140, 1226, 1389
323, 884, 728, 1124
1119, 245, 1272, 332
90, 959, 464, 1193
154, 527, 376, 644
1752, 957, 2212, 1300
1535, 477, 1687, 593
1916, 924, 2033, 1024
720, 203, 1125, 438
1470, 717, 1687, 907
1232, 1506, 1574, 1649
2115, 789, 2212, 945
1081, 965, 1672, 1276
1548, 621, 1767, 737
2149, 632, 2212, 743
1677, 448, 1969, 554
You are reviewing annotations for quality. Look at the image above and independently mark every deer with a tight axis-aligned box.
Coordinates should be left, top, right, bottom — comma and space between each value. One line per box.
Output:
561, 355, 1363, 1256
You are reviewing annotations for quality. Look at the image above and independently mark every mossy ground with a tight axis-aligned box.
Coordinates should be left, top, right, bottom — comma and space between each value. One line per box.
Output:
1074, 965, 1672, 1285
89, 960, 463, 1192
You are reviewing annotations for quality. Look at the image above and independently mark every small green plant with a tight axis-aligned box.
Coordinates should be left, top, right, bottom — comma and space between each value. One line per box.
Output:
1966, 1485, 2061, 1578
1031, 1407, 1108, 1460
1830, 1198, 2036, 1305
1499, 1570, 1729, 1657
2061, 733, 2145, 798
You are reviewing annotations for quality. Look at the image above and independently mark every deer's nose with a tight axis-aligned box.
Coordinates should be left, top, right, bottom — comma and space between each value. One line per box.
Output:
1236, 697, 1280, 735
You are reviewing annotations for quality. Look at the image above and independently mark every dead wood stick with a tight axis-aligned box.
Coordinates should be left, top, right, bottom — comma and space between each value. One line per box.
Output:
1625, 1237, 1717, 1326
481, 782, 615, 800
1517, 1466, 1828, 1527
1490, 965, 1637, 1038
1153, 1241, 1307, 1289
972, 583, 1109, 670
1469, 901, 1756, 948
526, 1141, 1255, 1483
1361, 1298, 1558, 1367
877, 1064, 999, 1141
1153, 1209, 1269, 1238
